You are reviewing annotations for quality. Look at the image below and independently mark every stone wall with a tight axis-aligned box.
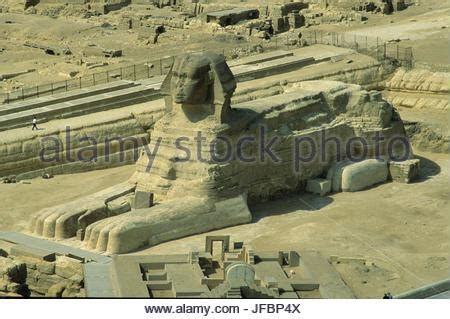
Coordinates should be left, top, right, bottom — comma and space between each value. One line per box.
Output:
0, 254, 85, 297
0, 104, 165, 180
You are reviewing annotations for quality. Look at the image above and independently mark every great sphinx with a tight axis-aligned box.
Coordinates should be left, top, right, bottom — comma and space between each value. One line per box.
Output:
30, 51, 410, 254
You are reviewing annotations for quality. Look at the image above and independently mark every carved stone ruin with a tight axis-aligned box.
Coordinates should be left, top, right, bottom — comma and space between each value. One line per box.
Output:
29, 51, 411, 254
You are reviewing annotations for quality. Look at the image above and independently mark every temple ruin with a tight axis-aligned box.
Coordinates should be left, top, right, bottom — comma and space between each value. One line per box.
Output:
0, 0, 448, 300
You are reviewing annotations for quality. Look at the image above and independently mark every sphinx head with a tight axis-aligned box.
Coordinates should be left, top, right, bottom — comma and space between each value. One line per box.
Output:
162, 52, 237, 123
171, 54, 211, 104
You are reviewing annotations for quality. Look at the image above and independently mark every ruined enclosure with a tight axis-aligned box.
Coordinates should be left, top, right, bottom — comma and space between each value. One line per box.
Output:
0, 0, 449, 300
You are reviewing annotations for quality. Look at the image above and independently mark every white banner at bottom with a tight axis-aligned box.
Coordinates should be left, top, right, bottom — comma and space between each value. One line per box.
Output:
0, 299, 448, 319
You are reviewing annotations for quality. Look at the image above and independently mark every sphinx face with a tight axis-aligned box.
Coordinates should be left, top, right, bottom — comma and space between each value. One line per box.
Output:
170, 55, 211, 105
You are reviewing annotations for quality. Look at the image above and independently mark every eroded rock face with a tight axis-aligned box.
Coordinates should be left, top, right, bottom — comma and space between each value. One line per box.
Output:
385, 68, 450, 110
30, 51, 411, 254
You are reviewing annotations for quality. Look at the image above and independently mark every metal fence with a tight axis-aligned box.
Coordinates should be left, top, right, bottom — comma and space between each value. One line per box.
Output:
0, 56, 176, 104
413, 61, 450, 73
1, 30, 417, 104
301, 30, 414, 69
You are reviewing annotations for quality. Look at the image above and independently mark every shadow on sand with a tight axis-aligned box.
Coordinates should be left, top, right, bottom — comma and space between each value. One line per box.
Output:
250, 193, 333, 223
413, 155, 441, 183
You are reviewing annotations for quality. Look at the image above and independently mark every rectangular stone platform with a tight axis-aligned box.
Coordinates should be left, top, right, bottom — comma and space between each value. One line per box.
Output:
0, 231, 111, 264
0, 84, 161, 131
233, 56, 316, 82
227, 50, 294, 67
0, 80, 136, 117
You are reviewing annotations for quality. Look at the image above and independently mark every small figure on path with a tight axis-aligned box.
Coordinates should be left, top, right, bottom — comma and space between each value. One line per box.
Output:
32, 116, 38, 131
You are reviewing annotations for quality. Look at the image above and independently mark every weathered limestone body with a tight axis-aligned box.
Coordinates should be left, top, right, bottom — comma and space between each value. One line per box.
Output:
30, 51, 411, 254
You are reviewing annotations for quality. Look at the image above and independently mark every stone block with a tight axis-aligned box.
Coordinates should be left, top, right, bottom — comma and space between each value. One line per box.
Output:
306, 178, 331, 196
389, 159, 420, 183
131, 191, 154, 209
0, 240, 16, 256
69, 274, 84, 286
10, 244, 56, 262
341, 159, 388, 192
36, 260, 55, 275
55, 256, 83, 279
25, 272, 39, 287
46, 282, 67, 298
289, 251, 300, 267
35, 274, 62, 294
290, 280, 319, 291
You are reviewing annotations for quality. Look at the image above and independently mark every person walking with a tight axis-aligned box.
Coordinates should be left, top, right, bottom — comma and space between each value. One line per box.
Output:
32, 116, 38, 131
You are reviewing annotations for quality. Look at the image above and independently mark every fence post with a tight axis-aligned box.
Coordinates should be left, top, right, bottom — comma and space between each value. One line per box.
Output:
93, 73, 96, 86
51, 82, 54, 95
36, 85, 39, 98
384, 42, 387, 59
397, 44, 400, 61
159, 59, 163, 75
65, 80, 68, 92
146, 64, 149, 78
22, 88, 24, 101
120, 67, 123, 80
314, 30, 317, 44
106, 71, 110, 83
365, 36, 368, 50
79, 77, 82, 89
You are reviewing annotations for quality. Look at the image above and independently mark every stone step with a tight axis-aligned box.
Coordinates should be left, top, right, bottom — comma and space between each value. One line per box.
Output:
147, 280, 172, 290
146, 270, 168, 281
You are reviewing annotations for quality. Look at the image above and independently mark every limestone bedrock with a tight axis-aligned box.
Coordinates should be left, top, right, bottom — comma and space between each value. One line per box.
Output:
30, 51, 411, 254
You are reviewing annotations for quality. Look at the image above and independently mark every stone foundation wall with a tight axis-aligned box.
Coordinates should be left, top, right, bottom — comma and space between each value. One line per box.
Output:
0, 105, 165, 180
0, 254, 85, 297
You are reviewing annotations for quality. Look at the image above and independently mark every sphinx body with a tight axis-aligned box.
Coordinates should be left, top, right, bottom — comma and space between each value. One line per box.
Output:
30, 52, 410, 254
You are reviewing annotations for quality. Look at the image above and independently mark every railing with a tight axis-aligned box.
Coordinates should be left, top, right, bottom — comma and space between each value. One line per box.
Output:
300, 30, 415, 69
0, 56, 176, 104
413, 61, 450, 73
0, 30, 417, 105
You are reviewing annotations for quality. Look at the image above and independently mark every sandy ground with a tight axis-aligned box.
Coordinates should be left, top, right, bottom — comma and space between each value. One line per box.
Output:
1, 1, 449, 94
0, 165, 134, 231
0, 7, 262, 92
0, 150, 448, 298
312, 1, 450, 64
0, 1, 448, 299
